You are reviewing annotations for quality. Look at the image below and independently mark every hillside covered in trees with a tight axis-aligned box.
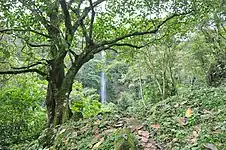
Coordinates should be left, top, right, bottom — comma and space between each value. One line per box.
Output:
0, 0, 226, 149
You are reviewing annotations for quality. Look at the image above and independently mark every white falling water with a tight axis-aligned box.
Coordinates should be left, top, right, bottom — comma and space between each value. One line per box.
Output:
100, 72, 107, 103
100, 51, 107, 103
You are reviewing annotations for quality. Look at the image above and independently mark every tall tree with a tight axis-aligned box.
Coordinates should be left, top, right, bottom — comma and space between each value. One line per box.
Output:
0, 0, 217, 128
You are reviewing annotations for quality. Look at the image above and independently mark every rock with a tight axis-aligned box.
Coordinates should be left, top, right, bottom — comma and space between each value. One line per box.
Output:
114, 128, 137, 150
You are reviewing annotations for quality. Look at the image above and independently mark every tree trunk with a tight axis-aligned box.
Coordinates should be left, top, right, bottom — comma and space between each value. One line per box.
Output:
45, 47, 94, 127
45, 57, 81, 127
45, 59, 65, 127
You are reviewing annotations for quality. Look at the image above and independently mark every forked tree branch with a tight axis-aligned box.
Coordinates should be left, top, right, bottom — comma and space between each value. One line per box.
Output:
71, 0, 105, 36
111, 33, 167, 49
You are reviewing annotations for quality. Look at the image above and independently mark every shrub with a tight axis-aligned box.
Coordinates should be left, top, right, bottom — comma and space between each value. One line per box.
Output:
0, 78, 46, 149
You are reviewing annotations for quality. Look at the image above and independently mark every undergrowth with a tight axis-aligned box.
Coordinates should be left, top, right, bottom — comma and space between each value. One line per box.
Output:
11, 87, 226, 150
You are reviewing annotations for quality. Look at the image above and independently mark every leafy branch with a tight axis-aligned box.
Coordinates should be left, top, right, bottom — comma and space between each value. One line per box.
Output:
91, 12, 192, 54
98, 12, 191, 48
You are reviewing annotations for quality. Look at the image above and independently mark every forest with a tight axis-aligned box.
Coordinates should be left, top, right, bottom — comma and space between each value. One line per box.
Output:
0, 0, 226, 149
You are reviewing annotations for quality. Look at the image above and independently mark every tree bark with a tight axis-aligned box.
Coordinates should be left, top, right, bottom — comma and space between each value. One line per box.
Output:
45, 59, 65, 127
45, 56, 82, 127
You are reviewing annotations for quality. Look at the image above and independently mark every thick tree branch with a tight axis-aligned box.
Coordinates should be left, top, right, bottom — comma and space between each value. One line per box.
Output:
0, 28, 51, 38
113, 43, 145, 49
219, 32, 226, 40
11, 62, 46, 70
88, 0, 95, 39
0, 69, 47, 76
99, 12, 191, 47
69, 49, 79, 61
80, 21, 91, 45
27, 42, 51, 47
92, 31, 167, 55
221, 23, 226, 33
60, 0, 73, 41
69, 0, 103, 46
111, 33, 167, 49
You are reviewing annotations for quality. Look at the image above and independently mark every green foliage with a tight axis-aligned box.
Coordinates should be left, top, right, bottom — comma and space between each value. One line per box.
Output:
70, 81, 101, 118
0, 76, 46, 149
101, 102, 118, 113
139, 87, 226, 149
71, 81, 119, 118
23, 87, 225, 150
75, 55, 102, 89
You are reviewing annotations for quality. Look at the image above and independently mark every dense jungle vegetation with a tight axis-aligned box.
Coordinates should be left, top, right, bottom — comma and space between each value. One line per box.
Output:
0, 0, 226, 149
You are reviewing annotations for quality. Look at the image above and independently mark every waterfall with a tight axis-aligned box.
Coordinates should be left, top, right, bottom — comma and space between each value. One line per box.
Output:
100, 51, 107, 103
100, 71, 107, 103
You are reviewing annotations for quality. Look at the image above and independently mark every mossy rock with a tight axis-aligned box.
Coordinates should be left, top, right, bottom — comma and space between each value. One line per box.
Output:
114, 128, 137, 150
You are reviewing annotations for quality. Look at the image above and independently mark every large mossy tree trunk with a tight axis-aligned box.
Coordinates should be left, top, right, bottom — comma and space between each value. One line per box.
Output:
45, 49, 94, 127
45, 60, 78, 127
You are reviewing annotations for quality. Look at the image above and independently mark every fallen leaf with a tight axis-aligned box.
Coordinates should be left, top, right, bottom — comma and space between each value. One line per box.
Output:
131, 125, 143, 132
152, 124, 160, 129
203, 109, 212, 114
192, 130, 199, 137
189, 138, 197, 144
102, 129, 115, 135
136, 125, 144, 130
71, 143, 76, 149
146, 142, 154, 148
71, 131, 77, 138
141, 137, 149, 143
94, 120, 100, 125
138, 130, 143, 136
94, 134, 101, 140
212, 130, 222, 135
188, 124, 201, 144
93, 126, 100, 134
172, 138, 178, 142
59, 128, 66, 135
141, 131, 149, 138
174, 103, 179, 108
92, 137, 104, 150
178, 117, 187, 126
185, 108, 192, 118
140, 142, 146, 147
180, 101, 187, 105
204, 143, 218, 150
194, 124, 201, 131
114, 123, 123, 128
